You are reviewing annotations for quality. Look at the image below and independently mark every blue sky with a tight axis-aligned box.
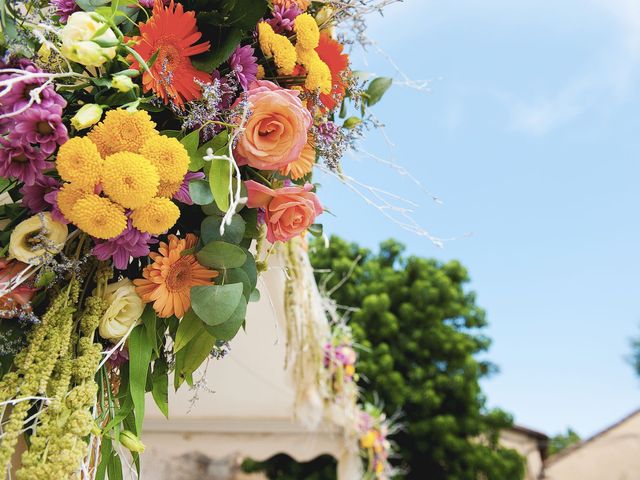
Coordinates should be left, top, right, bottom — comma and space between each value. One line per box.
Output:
318, 0, 640, 438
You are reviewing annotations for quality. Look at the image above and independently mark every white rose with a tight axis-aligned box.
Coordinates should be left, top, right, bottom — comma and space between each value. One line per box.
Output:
98, 279, 144, 341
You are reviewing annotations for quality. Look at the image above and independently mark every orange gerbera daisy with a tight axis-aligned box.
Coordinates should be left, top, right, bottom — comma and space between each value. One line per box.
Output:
129, 0, 211, 109
316, 32, 350, 111
133, 234, 218, 318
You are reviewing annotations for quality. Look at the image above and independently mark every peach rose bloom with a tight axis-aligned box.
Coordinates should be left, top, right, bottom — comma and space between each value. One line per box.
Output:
234, 80, 312, 171
245, 180, 322, 243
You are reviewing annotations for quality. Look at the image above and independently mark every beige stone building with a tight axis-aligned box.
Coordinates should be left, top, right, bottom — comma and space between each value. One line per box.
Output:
543, 409, 640, 480
500, 425, 549, 480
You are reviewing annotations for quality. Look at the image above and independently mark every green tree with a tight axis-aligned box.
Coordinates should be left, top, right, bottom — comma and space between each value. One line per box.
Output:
246, 236, 524, 479
548, 428, 581, 456
630, 335, 640, 377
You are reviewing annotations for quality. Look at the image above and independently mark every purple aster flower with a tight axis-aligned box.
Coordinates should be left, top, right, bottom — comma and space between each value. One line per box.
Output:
13, 103, 68, 155
50, 0, 79, 23
0, 136, 51, 186
138, 0, 169, 7
267, 5, 302, 34
92, 217, 158, 270
229, 45, 258, 91
19, 175, 60, 213
173, 171, 205, 205
44, 188, 67, 224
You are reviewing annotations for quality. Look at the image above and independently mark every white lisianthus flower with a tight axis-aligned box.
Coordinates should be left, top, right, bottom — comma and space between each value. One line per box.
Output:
71, 104, 103, 130
98, 279, 144, 341
111, 75, 135, 93
60, 12, 118, 67
9, 212, 68, 265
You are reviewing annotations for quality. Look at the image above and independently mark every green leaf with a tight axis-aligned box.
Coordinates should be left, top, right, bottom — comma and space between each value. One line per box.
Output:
224, 268, 251, 299
308, 223, 324, 237
189, 179, 214, 205
196, 241, 247, 269
128, 308, 154, 434
249, 288, 261, 303
182, 129, 204, 171
174, 329, 217, 387
241, 208, 259, 239
192, 28, 243, 71
190, 284, 244, 326
201, 214, 246, 245
240, 249, 258, 290
205, 297, 247, 341
174, 309, 205, 353
209, 157, 231, 212
343, 116, 362, 129
366, 77, 393, 107
95, 436, 112, 480
107, 451, 123, 480
151, 357, 169, 419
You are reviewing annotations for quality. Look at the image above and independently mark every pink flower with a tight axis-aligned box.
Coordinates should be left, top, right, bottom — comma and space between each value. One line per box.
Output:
245, 180, 322, 243
0, 135, 51, 186
234, 80, 312, 171
229, 45, 258, 90
20, 175, 60, 212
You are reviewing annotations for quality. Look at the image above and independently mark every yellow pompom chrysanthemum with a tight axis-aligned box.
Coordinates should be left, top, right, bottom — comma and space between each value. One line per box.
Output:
296, 46, 332, 94
101, 152, 160, 209
294, 13, 320, 50
88, 109, 159, 157
157, 180, 182, 199
130, 197, 180, 235
71, 194, 127, 239
139, 135, 190, 183
258, 22, 297, 75
57, 183, 91, 223
56, 137, 103, 189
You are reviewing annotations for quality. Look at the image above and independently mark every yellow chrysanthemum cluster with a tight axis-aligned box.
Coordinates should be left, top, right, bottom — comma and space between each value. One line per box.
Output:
55, 109, 189, 239
294, 14, 332, 94
257, 13, 332, 94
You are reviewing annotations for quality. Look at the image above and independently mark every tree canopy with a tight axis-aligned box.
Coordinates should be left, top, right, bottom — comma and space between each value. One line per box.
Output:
245, 236, 524, 479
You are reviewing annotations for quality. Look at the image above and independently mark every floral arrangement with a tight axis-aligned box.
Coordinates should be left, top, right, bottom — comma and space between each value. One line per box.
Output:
358, 403, 398, 479
324, 321, 358, 397
0, 0, 395, 477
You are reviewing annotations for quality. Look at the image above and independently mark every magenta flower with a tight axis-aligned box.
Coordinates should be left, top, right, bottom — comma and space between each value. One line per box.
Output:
93, 217, 158, 270
0, 136, 51, 186
138, 0, 169, 7
107, 347, 129, 368
50, 0, 79, 22
229, 45, 258, 91
267, 5, 301, 34
174, 171, 205, 205
19, 175, 60, 213
13, 103, 68, 155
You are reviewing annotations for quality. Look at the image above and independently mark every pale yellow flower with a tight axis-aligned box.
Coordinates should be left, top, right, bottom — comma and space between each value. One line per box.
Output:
97, 279, 144, 341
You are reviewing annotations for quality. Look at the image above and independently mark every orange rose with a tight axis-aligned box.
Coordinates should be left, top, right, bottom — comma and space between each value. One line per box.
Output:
245, 180, 322, 243
234, 80, 312, 171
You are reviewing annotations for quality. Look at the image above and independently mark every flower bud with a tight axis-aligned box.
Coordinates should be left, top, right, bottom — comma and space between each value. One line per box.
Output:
119, 430, 145, 453
9, 213, 68, 265
111, 74, 135, 93
60, 12, 117, 67
71, 104, 103, 130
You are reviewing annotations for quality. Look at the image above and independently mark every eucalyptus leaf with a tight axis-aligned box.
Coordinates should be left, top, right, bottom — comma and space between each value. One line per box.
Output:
201, 214, 246, 245
196, 241, 247, 269
189, 179, 214, 205
205, 297, 247, 341
240, 249, 258, 290
190, 283, 244, 326
249, 288, 261, 303
224, 268, 251, 299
